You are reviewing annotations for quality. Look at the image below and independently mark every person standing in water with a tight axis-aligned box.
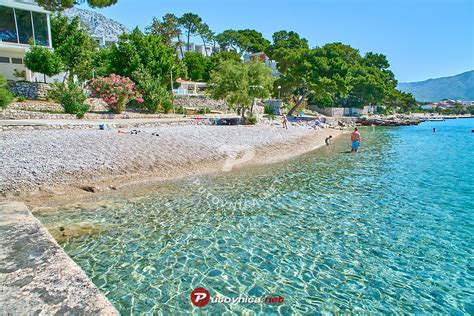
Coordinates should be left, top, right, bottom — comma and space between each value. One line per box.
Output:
351, 128, 361, 152
325, 135, 333, 146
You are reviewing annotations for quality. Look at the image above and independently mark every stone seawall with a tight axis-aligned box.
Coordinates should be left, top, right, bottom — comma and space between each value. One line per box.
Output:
0, 202, 118, 315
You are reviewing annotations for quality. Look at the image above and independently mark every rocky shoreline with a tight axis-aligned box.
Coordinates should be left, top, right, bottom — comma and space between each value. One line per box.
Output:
356, 116, 423, 126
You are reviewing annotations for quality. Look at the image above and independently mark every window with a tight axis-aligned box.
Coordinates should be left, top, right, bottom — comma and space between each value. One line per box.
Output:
32, 12, 49, 46
11, 57, 23, 64
0, 56, 10, 63
0, 6, 18, 43
15, 9, 33, 44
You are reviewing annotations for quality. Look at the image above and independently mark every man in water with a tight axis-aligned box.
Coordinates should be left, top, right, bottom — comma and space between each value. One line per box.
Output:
325, 135, 332, 146
351, 128, 361, 152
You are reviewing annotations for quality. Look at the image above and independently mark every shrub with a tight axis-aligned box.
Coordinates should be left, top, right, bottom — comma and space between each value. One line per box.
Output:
48, 82, 89, 118
264, 104, 275, 115
132, 69, 172, 113
245, 115, 257, 125
175, 105, 184, 114
89, 74, 143, 113
162, 101, 173, 114
197, 107, 210, 114
16, 95, 26, 102
0, 75, 13, 110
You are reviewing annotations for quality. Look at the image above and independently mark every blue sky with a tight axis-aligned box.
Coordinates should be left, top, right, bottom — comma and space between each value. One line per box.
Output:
81, 0, 474, 83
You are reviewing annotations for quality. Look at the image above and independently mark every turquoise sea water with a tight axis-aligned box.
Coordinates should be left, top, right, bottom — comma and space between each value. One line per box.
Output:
37, 119, 474, 314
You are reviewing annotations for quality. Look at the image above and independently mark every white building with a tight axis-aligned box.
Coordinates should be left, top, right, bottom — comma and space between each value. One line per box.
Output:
175, 41, 220, 58
0, 0, 55, 82
173, 78, 207, 96
243, 52, 279, 77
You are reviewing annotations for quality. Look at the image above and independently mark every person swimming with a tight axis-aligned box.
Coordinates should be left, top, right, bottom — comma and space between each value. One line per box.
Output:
351, 128, 361, 152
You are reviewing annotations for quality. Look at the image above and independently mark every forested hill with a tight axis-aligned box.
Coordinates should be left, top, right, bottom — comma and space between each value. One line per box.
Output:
397, 70, 474, 102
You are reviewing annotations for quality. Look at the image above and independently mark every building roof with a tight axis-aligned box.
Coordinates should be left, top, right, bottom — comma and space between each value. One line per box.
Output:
176, 78, 207, 85
1, 0, 50, 13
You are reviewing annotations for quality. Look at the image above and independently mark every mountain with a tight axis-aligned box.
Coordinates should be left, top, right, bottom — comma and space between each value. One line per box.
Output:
397, 70, 474, 102
62, 7, 129, 43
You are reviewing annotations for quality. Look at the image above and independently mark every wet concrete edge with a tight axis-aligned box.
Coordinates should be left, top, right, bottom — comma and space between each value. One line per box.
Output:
0, 201, 118, 315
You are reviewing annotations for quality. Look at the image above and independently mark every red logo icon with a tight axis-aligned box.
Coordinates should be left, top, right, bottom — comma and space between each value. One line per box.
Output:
190, 287, 210, 307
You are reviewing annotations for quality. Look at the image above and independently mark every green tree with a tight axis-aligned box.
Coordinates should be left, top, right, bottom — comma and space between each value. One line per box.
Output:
237, 29, 271, 54
50, 15, 96, 82
216, 29, 270, 55
110, 28, 180, 86
179, 13, 202, 53
182, 52, 209, 81
207, 51, 242, 72
265, 31, 310, 108
37, 0, 118, 11
146, 14, 183, 57
382, 90, 417, 113
197, 22, 213, 56
24, 43, 63, 83
208, 60, 273, 120
215, 30, 241, 52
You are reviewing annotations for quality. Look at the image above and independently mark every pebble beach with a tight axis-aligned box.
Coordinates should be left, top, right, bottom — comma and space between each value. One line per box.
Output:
0, 124, 343, 197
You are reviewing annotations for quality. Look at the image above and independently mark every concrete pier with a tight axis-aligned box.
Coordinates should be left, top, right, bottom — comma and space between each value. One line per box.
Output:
0, 202, 118, 315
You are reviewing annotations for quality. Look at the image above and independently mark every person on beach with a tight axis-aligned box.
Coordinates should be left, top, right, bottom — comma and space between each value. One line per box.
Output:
282, 115, 288, 129
351, 128, 361, 152
325, 135, 332, 146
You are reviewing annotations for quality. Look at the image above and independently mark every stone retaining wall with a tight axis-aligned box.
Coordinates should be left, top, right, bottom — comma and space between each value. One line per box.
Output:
0, 109, 77, 120
0, 201, 118, 315
8, 101, 64, 112
8, 81, 52, 100
174, 96, 227, 111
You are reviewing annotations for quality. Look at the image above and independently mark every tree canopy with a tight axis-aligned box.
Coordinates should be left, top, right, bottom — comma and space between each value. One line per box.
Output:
109, 28, 180, 86
179, 13, 202, 52
266, 30, 414, 114
216, 29, 270, 55
37, 0, 118, 11
50, 14, 97, 81
146, 14, 182, 47
24, 43, 63, 82
182, 52, 209, 81
208, 60, 273, 119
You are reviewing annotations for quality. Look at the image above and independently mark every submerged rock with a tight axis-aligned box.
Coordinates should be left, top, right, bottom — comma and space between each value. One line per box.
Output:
49, 223, 105, 243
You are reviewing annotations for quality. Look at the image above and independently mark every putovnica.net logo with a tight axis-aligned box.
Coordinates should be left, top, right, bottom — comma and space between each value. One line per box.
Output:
190, 287, 285, 307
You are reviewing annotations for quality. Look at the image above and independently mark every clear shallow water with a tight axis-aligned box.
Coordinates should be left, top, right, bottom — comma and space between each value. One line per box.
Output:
37, 119, 474, 314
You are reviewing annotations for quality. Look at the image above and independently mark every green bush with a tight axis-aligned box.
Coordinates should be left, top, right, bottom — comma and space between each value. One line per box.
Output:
245, 115, 257, 125
197, 107, 210, 114
0, 75, 13, 110
16, 95, 26, 102
0, 89, 13, 110
162, 101, 173, 114
175, 105, 184, 114
48, 82, 89, 118
132, 69, 172, 113
264, 104, 275, 115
